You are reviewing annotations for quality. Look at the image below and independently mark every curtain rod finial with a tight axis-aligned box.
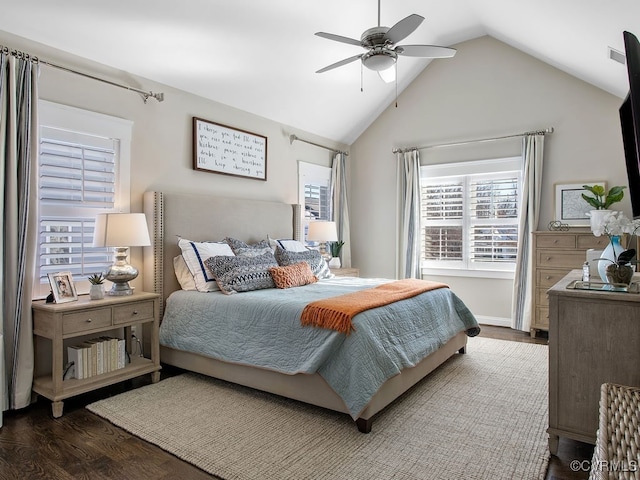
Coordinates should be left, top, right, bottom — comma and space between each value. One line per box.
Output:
289, 134, 297, 145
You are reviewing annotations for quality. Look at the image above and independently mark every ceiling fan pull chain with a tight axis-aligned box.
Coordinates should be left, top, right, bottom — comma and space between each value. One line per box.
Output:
395, 62, 398, 107
361, 62, 364, 92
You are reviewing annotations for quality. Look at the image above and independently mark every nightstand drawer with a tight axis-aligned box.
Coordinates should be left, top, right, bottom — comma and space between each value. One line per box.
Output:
63, 308, 112, 334
113, 300, 154, 324
331, 268, 360, 277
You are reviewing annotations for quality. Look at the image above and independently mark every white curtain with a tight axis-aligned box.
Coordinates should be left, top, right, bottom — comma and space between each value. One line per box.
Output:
511, 134, 545, 331
0, 51, 39, 422
330, 152, 351, 267
396, 149, 422, 279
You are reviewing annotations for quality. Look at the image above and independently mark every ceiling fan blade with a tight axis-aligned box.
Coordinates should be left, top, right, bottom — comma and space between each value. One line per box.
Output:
396, 45, 457, 58
315, 32, 362, 47
316, 54, 363, 73
385, 14, 424, 44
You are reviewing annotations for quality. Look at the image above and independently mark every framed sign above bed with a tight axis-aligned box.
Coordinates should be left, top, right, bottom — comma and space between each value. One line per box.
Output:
193, 117, 267, 181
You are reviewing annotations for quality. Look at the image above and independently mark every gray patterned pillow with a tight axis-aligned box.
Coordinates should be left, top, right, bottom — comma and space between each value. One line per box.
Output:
205, 252, 277, 294
224, 237, 273, 257
274, 247, 331, 279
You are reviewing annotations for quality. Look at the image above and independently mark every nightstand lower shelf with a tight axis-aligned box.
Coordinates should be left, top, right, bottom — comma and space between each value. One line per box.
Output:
33, 356, 159, 402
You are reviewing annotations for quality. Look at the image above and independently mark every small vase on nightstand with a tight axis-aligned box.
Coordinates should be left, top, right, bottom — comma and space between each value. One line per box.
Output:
89, 284, 105, 300
329, 257, 341, 269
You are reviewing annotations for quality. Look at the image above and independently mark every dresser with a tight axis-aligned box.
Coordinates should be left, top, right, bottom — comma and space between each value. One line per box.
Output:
547, 271, 640, 454
531, 230, 609, 337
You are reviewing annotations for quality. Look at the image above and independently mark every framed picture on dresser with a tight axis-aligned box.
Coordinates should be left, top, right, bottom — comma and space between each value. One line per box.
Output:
554, 182, 606, 226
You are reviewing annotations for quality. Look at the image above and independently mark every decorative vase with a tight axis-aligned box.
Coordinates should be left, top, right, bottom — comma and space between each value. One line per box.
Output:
89, 284, 105, 300
605, 263, 635, 285
597, 235, 626, 282
329, 256, 341, 269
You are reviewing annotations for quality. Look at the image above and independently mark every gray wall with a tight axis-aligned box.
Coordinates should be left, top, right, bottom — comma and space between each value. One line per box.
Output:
5, 28, 630, 323
0, 30, 347, 292
349, 36, 629, 322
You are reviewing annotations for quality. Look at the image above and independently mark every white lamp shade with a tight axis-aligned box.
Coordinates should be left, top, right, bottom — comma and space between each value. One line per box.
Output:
307, 221, 338, 242
93, 213, 151, 248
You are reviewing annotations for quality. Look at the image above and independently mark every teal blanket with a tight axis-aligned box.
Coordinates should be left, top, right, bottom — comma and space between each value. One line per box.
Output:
159, 277, 479, 418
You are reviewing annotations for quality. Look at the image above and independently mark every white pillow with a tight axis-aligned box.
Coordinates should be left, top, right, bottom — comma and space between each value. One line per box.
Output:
173, 255, 196, 291
273, 238, 308, 252
178, 238, 235, 292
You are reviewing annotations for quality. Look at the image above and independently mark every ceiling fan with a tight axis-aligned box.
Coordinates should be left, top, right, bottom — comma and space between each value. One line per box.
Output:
315, 0, 456, 77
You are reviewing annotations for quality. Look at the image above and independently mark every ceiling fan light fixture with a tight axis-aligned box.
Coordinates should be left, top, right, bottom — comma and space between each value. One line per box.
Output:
362, 50, 397, 71
378, 65, 396, 83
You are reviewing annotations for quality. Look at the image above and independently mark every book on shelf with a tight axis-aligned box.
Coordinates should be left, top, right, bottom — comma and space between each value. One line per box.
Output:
66, 336, 128, 380
66, 345, 83, 379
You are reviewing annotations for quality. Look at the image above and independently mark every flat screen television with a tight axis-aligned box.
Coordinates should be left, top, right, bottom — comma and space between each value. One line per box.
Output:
620, 30, 640, 218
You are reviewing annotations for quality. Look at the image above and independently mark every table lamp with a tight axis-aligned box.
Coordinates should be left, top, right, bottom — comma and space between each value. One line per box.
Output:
93, 213, 151, 295
306, 221, 338, 261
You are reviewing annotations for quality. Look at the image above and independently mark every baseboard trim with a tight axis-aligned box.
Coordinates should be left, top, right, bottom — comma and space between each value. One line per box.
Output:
476, 315, 511, 328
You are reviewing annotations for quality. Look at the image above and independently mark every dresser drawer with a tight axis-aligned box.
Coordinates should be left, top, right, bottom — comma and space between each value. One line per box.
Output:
536, 235, 576, 249
537, 269, 570, 289
577, 234, 609, 250
536, 250, 586, 269
536, 288, 550, 308
113, 300, 155, 325
534, 306, 549, 329
63, 308, 112, 334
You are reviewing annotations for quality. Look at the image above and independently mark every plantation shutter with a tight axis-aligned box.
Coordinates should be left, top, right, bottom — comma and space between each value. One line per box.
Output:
468, 176, 519, 264
38, 128, 117, 288
420, 157, 522, 272
304, 183, 330, 221
421, 180, 464, 262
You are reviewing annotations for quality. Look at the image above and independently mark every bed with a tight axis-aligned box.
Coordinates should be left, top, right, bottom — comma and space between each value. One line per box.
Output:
142, 191, 479, 433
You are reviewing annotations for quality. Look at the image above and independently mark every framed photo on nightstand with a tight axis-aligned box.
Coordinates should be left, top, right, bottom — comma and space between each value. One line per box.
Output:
48, 272, 78, 303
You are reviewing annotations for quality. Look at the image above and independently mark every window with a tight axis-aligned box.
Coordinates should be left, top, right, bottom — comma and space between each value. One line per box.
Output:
35, 101, 132, 297
420, 157, 522, 276
298, 161, 332, 241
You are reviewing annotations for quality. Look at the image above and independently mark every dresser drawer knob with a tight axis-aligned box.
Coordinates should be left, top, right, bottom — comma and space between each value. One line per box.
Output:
132, 310, 138, 315
546, 276, 551, 280
546, 256, 552, 261
86, 318, 92, 323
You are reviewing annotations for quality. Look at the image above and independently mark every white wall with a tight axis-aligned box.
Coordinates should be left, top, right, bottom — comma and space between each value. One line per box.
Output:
350, 35, 629, 322
0, 30, 347, 291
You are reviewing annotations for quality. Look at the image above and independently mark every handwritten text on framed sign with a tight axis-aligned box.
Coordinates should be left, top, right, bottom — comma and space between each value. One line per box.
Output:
193, 117, 267, 181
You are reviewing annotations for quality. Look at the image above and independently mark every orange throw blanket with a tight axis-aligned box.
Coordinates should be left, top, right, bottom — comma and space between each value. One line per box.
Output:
300, 279, 449, 335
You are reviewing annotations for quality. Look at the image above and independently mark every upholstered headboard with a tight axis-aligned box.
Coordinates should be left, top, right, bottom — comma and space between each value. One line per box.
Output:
142, 191, 301, 314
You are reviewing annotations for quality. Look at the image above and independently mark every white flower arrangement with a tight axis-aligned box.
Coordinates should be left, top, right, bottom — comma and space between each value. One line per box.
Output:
591, 211, 640, 269
591, 211, 640, 238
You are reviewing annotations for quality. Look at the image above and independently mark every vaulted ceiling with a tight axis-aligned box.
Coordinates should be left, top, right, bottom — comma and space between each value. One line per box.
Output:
1, 0, 638, 144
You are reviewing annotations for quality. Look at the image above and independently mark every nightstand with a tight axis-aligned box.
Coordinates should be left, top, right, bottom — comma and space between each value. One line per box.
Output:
32, 291, 161, 418
331, 268, 360, 277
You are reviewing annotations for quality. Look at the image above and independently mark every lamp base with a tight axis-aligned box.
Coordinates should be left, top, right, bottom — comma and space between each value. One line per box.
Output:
107, 281, 134, 296
104, 247, 138, 296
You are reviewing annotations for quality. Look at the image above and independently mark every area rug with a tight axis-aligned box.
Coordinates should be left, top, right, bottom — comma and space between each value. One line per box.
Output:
87, 336, 549, 480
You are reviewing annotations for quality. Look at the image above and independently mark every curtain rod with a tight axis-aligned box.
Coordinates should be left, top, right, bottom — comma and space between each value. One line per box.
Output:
0, 45, 164, 103
289, 134, 348, 156
392, 127, 554, 154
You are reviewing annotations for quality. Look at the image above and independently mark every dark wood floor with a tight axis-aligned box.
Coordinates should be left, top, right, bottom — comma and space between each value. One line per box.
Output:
0, 325, 593, 480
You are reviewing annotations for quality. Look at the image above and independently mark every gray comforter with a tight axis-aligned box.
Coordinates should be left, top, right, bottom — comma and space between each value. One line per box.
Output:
159, 277, 479, 418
